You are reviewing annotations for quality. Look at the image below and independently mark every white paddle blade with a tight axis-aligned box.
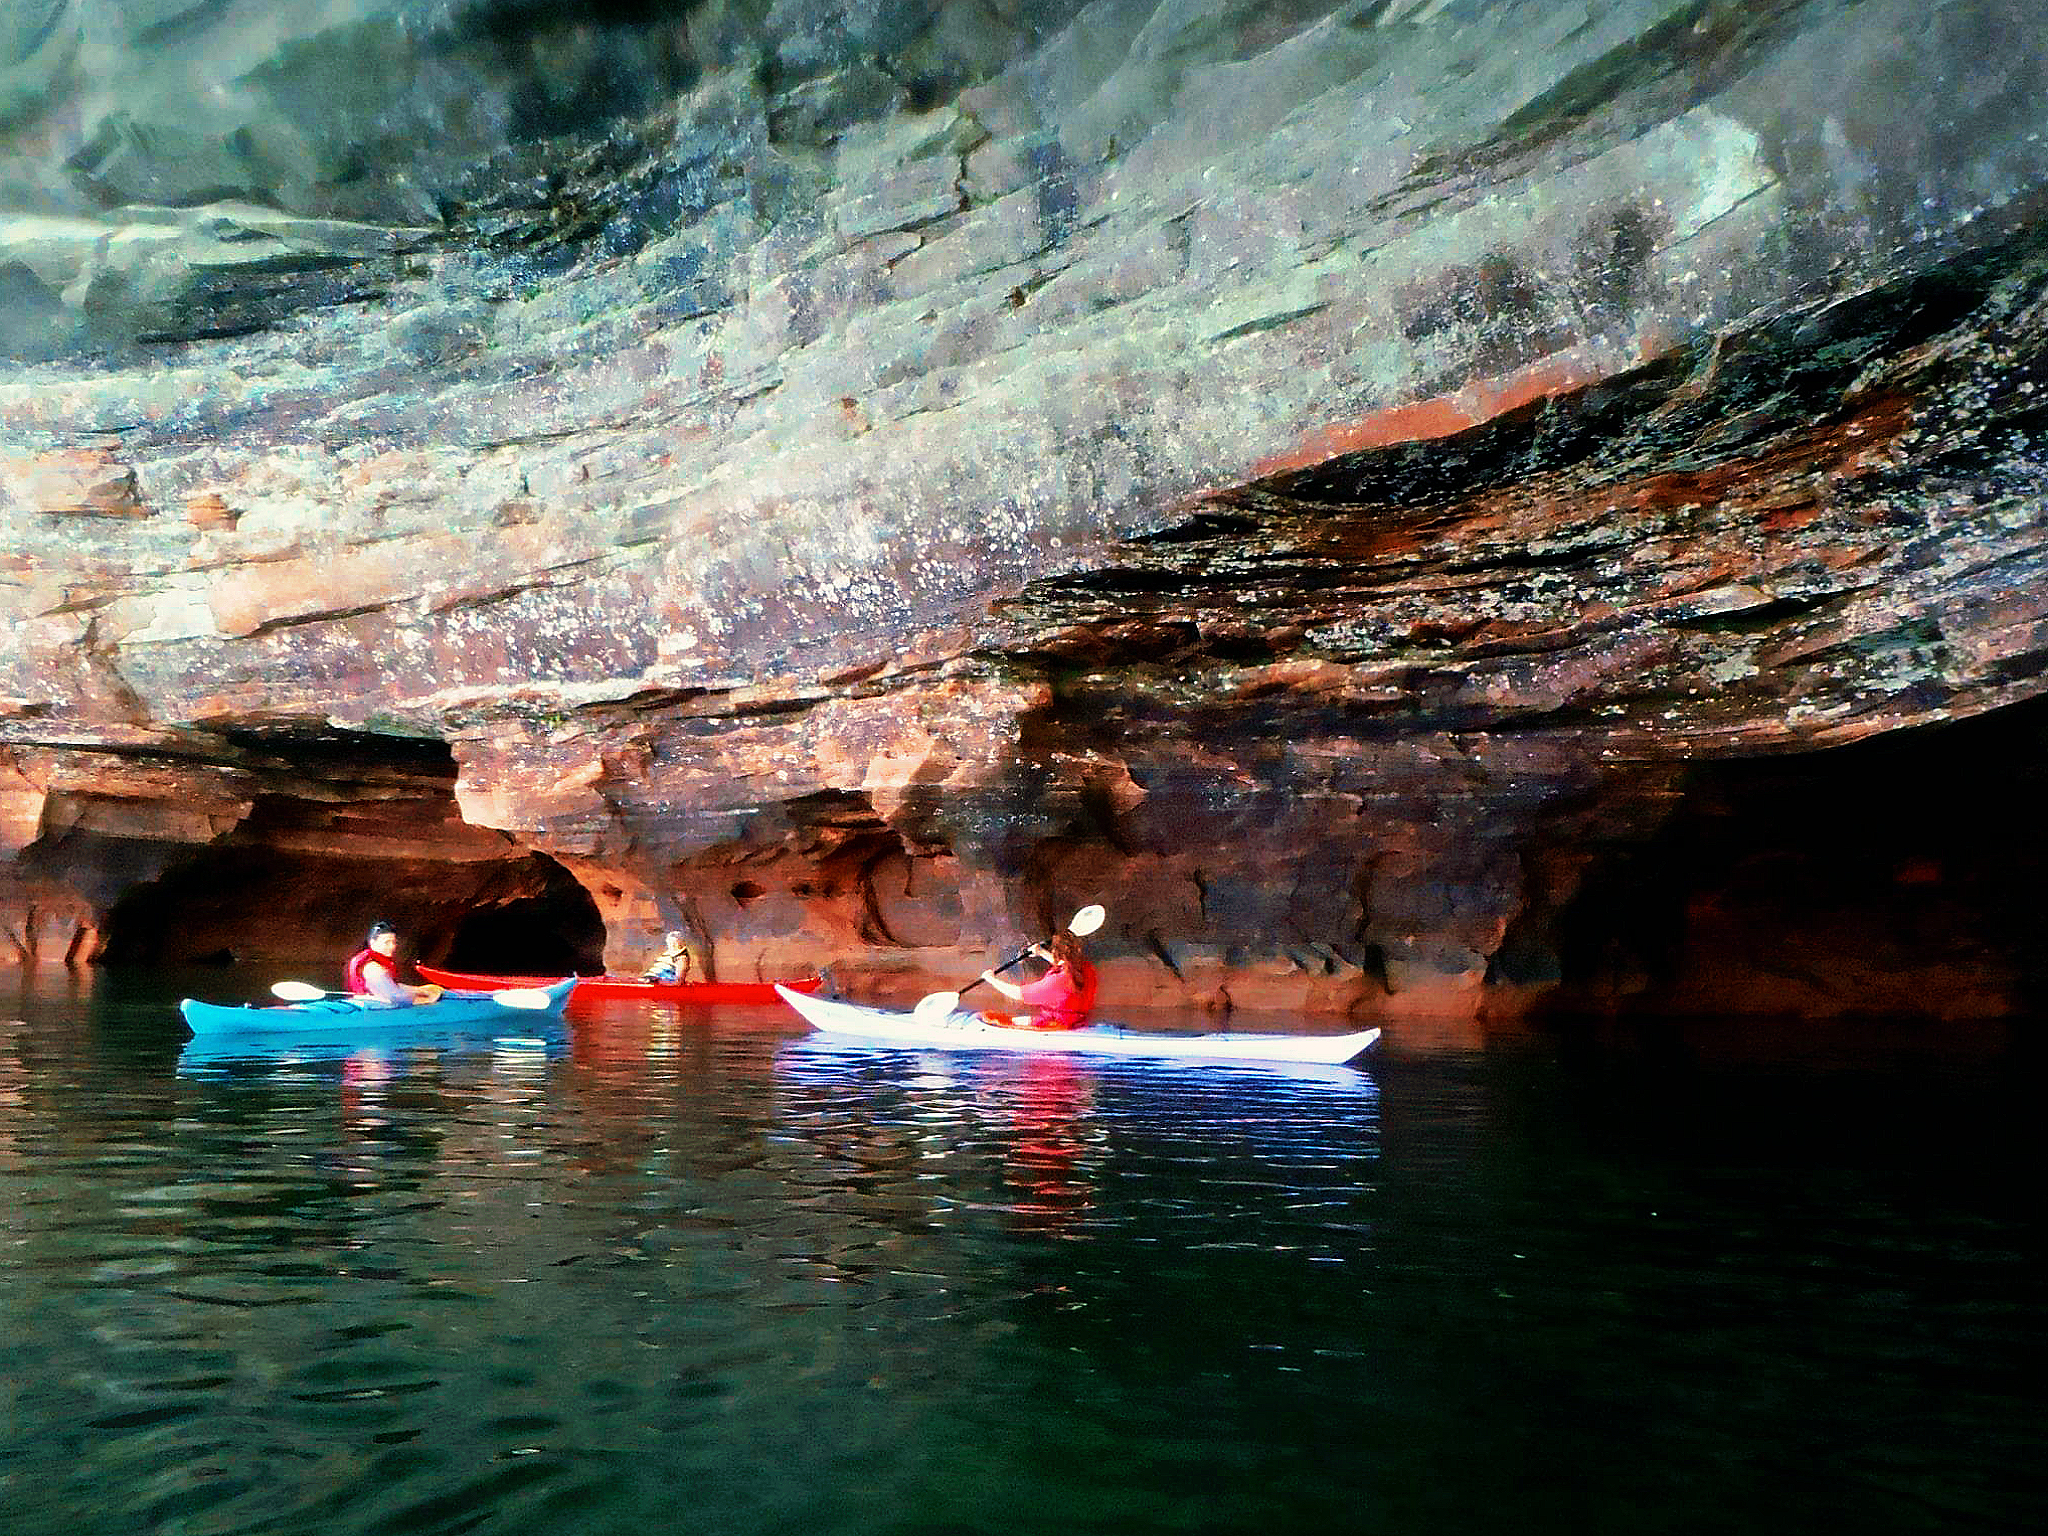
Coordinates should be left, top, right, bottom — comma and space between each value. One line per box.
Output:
1068, 904, 1107, 937
912, 990, 961, 1022
491, 987, 556, 1010
270, 980, 330, 1001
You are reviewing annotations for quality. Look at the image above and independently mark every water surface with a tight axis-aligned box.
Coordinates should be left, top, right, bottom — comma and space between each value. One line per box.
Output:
2, 969, 2040, 1534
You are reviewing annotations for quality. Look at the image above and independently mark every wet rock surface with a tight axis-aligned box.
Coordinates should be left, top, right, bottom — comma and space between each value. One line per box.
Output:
2, 2, 2045, 1034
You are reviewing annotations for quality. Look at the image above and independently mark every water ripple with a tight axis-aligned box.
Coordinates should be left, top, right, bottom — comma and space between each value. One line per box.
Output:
2, 990, 2042, 1533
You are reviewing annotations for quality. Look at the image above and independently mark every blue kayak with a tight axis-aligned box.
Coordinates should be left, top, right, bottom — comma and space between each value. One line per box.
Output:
178, 977, 578, 1035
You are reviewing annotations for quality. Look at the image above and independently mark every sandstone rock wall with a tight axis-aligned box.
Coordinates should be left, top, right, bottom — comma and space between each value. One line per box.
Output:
2, 2, 2045, 1031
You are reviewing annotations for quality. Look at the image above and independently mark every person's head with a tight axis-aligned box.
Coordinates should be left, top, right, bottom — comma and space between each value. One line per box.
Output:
367, 921, 399, 957
1045, 931, 1086, 970
665, 930, 686, 948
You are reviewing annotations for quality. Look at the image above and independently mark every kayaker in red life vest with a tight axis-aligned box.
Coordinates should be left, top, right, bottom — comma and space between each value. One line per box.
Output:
345, 922, 441, 1007
978, 931, 1098, 1030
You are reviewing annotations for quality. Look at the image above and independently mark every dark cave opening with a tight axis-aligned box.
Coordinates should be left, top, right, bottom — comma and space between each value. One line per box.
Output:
1532, 695, 2048, 1024
96, 811, 606, 977
440, 872, 608, 976
89, 731, 607, 976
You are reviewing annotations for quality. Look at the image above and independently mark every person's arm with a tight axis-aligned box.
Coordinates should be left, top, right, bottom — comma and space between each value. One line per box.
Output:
363, 965, 410, 1005
980, 968, 1026, 1000
981, 944, 1052, 1001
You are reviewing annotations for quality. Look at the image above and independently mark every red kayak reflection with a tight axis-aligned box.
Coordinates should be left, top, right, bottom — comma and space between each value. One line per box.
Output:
977, 1053, 1100, 1237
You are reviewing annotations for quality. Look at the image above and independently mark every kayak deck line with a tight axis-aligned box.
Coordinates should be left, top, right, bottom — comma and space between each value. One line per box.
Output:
777, 986, 1380, 1065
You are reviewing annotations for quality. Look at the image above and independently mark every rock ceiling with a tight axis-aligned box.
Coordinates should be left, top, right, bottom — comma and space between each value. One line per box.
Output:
2, 1, 2045, 1032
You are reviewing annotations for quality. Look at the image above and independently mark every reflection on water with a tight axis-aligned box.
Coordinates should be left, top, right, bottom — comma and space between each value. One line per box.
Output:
776, 1039, 1382, 1246
0, 968, 2042, 1535
177, 1025, 569, 1077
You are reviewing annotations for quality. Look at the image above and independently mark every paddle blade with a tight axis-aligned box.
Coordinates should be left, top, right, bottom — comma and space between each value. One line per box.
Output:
492, 987, 556, 1010
270, 980, 331, 1002
1067, 904, 1107, 937
912, 990, 961, 1022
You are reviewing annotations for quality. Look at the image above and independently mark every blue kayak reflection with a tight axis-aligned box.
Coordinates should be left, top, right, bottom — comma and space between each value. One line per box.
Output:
177, 1019, 569, 1078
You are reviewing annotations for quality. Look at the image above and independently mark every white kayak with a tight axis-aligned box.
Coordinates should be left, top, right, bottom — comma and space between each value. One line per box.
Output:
776, 986, 1380, 1065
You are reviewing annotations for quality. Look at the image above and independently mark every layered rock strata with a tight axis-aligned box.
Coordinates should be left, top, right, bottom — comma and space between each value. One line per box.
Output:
2, 1, 2046, 1031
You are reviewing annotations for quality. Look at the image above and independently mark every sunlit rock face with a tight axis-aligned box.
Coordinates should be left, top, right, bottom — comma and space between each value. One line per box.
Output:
3, 1, 2046, 1034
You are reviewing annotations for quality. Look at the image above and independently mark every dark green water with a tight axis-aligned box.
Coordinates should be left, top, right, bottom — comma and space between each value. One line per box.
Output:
2, 970, 2041, 1536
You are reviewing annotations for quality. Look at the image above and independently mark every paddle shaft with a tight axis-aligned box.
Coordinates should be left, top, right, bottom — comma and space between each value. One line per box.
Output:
954, 947, 1035, 1002
272, 978, 456, 1004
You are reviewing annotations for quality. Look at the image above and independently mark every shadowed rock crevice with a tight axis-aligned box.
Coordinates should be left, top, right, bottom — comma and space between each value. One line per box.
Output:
1504, 692, 2048, 1025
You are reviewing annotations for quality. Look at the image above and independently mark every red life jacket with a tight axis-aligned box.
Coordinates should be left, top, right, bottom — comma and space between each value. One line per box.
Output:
345, 947, 398, 995
1015, 959, 1099, 1029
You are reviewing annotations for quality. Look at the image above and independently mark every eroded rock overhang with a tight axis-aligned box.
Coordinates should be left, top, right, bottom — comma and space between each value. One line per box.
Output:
1, 1, 2045, 1029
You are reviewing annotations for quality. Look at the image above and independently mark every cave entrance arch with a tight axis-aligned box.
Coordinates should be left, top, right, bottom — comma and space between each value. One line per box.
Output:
91, 729, 607, 975
97, 803, 608, 975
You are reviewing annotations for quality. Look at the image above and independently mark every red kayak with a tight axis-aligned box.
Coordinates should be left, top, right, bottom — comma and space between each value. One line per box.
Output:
416, 964, 823, 1005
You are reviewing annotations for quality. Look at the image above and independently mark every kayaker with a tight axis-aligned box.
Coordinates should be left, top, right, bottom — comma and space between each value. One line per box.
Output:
345, 922, 442, 1007
640, 930, 695, 983
978, 932, 1098, 1030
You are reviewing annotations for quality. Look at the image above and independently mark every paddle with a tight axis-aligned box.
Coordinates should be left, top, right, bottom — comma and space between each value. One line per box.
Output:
269, 980, 554, 1010
912, 904, 1106, 1022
